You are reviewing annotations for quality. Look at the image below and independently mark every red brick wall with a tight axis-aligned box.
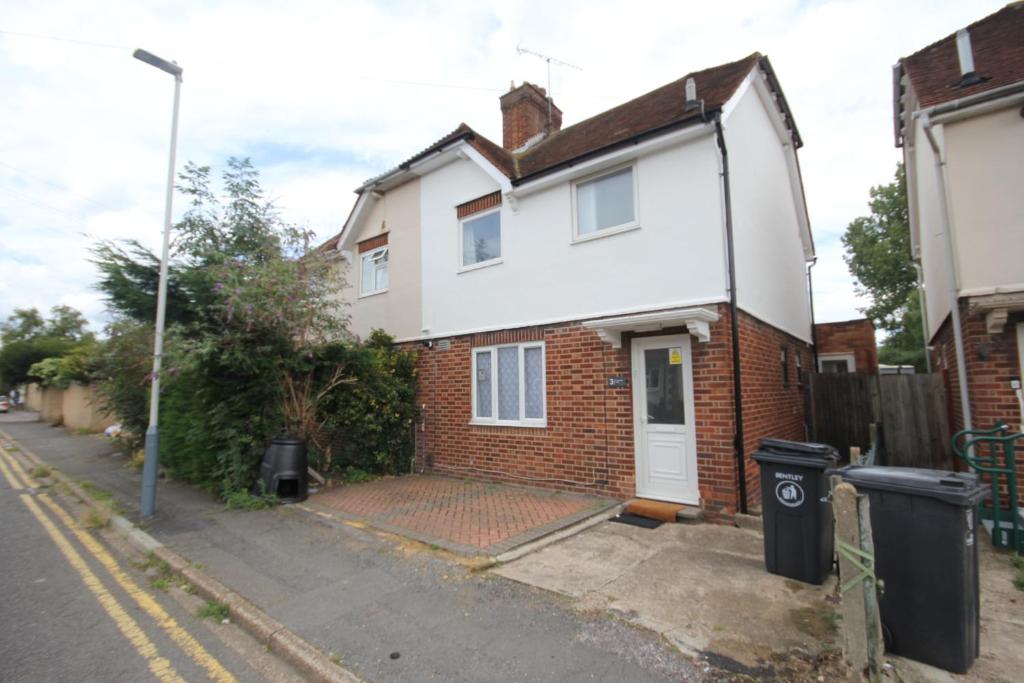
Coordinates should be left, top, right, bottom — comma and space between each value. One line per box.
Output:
499, 82, 562, 151
814, 319, 878, 373
413, 304, 811, 517
932, 303, 1023, 504
414, 322, 637, 501
737, 310, 815, 511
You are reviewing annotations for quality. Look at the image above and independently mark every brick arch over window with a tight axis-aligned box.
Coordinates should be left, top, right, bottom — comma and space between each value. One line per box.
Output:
457, 191, 502, 218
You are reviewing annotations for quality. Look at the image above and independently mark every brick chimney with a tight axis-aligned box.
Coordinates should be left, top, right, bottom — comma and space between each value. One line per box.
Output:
499, 82, 562, 151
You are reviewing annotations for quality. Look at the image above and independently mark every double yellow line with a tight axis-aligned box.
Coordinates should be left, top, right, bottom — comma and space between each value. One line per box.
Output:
0, 441, 236, 683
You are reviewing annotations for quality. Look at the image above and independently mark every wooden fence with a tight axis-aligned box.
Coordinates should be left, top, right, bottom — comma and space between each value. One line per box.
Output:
806, 372, 952, 469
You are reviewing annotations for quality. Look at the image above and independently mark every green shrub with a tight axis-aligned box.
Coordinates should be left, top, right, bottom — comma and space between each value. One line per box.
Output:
93, 320, 154, 450
317, 330, 418, 476
223, 488, 278, 511
90, 159, 417, 497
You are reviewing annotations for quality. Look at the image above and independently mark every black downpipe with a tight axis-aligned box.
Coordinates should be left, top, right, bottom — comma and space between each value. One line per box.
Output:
714, 115, 748, 515
807, 257, 819, 369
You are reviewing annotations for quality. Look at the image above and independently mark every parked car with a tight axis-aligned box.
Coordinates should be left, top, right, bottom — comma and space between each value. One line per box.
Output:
0, 395, 10, 413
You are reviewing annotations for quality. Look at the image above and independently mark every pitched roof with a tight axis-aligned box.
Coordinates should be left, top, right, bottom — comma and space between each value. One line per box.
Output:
329, 53, 794, 249
515, 53, 767, 180
368, 52, 783, 188
899, 2, 1024, 109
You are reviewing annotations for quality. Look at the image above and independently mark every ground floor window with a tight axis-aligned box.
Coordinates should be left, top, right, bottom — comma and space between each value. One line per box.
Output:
471, 342, 545, 426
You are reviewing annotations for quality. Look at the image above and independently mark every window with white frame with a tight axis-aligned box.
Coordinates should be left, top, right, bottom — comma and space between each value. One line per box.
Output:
818, 353, 855, 374
573, 165, 637, 239
360, 246, 389, 295
460, 209, 501, 268
472, 342, 545, 426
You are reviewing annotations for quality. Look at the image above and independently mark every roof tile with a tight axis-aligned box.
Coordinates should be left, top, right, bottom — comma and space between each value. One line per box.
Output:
381, 52, 768, 185
901, 2, 1024, 109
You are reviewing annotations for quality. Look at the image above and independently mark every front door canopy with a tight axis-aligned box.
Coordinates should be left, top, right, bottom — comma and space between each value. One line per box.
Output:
581, 306, 720, 348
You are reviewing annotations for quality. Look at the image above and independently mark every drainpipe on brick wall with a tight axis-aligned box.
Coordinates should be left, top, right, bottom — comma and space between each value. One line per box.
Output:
807, 256, 819, 369
714, 114, 748, 515
917, 112, 972, 432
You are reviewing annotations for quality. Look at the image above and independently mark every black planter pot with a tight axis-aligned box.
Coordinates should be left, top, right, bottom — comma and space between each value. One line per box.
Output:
257, 436, 308, 503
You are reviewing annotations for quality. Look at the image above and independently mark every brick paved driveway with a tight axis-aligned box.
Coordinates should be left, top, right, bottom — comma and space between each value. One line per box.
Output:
309, 475, 618, 556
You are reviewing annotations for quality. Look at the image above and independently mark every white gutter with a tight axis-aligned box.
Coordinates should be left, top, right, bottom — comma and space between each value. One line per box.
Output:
928, 80, 1024, 124
916, 110, 971, 431
509, 122, 716, 198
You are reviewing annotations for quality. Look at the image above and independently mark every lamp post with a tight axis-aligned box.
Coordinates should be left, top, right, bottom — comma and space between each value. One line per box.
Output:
134, 48, 182, 517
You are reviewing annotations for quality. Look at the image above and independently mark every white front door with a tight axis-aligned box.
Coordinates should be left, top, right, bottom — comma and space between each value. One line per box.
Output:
631, 334, 699, 504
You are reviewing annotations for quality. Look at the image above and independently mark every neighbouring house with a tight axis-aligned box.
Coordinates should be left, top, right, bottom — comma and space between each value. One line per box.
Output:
814, 319, 878, 374
894, 3, 1024, 460
328, 53, 816, 517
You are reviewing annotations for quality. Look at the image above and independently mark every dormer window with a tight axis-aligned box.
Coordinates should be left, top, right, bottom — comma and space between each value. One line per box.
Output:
360, 246, 389, 296
572, 164, 639, 242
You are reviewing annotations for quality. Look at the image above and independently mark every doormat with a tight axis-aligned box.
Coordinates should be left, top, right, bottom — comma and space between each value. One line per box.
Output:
611, 513, 664, 529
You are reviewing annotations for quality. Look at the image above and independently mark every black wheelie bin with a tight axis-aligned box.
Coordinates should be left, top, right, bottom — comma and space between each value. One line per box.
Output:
835, 465, 988, 674
752, 438, 839, 584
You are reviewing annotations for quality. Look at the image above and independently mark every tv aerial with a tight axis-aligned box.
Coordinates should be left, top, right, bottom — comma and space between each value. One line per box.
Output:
515, 45, 582, 119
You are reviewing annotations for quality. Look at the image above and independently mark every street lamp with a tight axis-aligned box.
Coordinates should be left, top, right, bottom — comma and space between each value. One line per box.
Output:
134, 48, 182, 517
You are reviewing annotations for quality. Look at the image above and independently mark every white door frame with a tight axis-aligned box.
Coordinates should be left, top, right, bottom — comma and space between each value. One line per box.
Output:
630, 333, 700, 504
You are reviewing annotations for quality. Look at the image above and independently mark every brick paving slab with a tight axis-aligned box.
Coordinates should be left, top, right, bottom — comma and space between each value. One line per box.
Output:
310, 474, 617, 556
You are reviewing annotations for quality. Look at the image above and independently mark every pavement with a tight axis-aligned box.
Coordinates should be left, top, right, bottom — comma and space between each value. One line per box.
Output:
0, 420, 305, 683
311, 474, 617, 556
0, 414, 717, 682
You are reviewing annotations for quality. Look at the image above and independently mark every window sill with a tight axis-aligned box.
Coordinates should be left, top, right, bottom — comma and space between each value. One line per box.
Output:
358, 288, 388, 299
458, 257, 503, 274
571, 221, 640, 244
469, 418, 547, 429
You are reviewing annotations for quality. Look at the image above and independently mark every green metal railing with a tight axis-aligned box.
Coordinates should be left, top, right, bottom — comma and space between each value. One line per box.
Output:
953, 423, 1024, 551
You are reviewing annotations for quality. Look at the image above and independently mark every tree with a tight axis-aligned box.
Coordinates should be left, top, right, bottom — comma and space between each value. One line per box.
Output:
842, 165, 915, 332
0, 308, 45, 343
842, 164, 925, 371
0, 306, 92, 389
45, 305, 93, 341
92, 157, 364, 494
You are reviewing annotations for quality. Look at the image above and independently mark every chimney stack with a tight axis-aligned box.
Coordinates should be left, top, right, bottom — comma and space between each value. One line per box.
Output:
500, 82, 562, 151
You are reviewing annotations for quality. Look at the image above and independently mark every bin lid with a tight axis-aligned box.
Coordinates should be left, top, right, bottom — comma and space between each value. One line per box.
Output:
752, 438, 838, 469
835, 465, 989, 505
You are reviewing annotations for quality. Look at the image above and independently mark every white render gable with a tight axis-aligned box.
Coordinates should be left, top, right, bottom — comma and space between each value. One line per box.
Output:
419, 131, 730, 339
336, 62, 815, 345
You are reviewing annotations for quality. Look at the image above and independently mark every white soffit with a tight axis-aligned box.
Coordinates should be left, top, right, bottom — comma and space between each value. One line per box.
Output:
582, 307, 720, 348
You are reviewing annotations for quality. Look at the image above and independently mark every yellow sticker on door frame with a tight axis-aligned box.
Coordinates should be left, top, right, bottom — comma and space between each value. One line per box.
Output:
668, 347, 683, 365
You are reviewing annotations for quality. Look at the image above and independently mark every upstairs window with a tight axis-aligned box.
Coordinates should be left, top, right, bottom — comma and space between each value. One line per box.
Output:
360, 246, 389, 295
461, 208, 501, 269
573, 165, 638, 240
472, 342, 545, 426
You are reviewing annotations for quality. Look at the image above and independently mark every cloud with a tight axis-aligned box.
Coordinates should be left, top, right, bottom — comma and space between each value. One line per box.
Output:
0, 0, 1006, 334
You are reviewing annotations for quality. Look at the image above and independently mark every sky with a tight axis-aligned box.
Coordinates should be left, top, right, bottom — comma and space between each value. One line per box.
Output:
0, 0, 1008, 335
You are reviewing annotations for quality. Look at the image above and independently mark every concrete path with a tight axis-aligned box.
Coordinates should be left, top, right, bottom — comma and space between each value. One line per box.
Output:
1, 416, 712, 682
494, 517, 843, 679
